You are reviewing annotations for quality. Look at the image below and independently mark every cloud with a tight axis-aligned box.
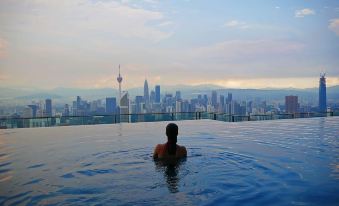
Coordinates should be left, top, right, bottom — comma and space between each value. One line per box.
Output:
295, 8, 315, 18
191, 77, 330, 89
0, 38, 8, 58
0, 0, 172, 42
191, 39, 304, 61
157, 21, 173, 27
224, 20, 249, 29
143, 0, 158, 4
329, 18, 339, 36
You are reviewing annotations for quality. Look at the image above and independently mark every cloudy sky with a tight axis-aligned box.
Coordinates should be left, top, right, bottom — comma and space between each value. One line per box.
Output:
0, 0, 338, 89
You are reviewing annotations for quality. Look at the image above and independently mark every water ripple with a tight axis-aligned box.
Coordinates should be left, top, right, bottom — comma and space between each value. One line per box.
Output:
0, 117, 338, 205
27, 163, 45, 169
77, 168, 116, 176
22, 178, 44, 186
58, 187, 105, 195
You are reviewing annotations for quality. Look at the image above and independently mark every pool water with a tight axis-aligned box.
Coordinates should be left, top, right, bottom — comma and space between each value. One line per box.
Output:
0, 117, 338, 205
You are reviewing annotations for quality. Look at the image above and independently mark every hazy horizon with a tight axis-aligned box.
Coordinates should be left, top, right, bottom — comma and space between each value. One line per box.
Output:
2, 81, 339, 92
1, 0, 339, 89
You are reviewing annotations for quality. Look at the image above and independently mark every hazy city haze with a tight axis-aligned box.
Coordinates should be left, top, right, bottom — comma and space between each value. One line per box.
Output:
0, 0, 339, 89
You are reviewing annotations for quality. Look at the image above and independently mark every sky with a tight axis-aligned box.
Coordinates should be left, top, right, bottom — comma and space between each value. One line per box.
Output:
0, 0, 339, 89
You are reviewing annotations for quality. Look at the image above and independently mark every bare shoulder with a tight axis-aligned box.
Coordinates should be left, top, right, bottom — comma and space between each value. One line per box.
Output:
178, 145, 187, 156
153, 144, 161, 157
154, 144, 165, 153
154, 144, 163, 152
179, 145, 187, 151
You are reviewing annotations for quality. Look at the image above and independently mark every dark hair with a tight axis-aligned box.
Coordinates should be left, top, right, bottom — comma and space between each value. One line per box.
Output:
166, 123, 178, 155
166, 123, 178, 139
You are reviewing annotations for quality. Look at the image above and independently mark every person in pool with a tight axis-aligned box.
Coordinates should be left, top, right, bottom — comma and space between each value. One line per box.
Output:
153, 123, 187, 159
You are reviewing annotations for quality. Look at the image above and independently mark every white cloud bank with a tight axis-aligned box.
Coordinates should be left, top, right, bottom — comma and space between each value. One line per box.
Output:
295, 8, 315, 18
329, 18, 339, 36
224, 20, 248, 29
0, 0, 172, 42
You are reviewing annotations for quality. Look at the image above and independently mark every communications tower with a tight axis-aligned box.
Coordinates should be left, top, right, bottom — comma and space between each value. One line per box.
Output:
117, 64, 123, 106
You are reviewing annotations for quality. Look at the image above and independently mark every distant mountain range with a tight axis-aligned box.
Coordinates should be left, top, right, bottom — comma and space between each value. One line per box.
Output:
0, 84, 338, 105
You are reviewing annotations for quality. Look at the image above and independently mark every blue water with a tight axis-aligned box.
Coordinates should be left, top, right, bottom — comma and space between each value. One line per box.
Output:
0, 117, 338, 205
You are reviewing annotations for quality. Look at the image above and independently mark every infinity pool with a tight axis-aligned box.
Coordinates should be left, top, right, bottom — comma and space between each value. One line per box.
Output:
0, 117, 338, 205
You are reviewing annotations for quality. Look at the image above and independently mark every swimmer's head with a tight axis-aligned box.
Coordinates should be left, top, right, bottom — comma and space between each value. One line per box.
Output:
166, 123, 178, 143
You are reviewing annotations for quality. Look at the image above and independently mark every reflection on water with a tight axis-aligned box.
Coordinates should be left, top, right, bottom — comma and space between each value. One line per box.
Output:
154, 158, 186, 193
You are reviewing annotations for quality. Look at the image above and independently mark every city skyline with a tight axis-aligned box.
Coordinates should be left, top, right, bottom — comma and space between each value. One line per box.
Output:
0, 0, 339, 89
2, 74, 333, 119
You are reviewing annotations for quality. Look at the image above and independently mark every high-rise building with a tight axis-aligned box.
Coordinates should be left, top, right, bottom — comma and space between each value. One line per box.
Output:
90, 101, 98, 112
285, 96, 299, 113
220, 95, 225, 107
144, 79, 150, 110
227, 93, 232, 103
247, 101, 253, 114
63, 104, 70, 116
150, 90, 155, 104
203, 94, 208, 107
175, 91, 181, 101
45, 99, 52, 117
219, 95, 225, 113
231, 101, 240, 115
27, 105, 38, 117
120, 92, 130, 122
106, 97, 116, 114
319, 73, 327, 112
135, 96, 144, 113
22, 106, 33, 118
155, 85, 160, 103
211, 91, 217, 107
76, 96, 81, 109
175, 100, 182, 113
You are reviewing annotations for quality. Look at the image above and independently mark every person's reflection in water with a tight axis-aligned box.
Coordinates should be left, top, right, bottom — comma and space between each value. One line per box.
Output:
154, 158, 186, 193
153, 123, 187, 193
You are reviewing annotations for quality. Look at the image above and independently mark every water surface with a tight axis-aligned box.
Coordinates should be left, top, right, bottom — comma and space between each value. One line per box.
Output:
0, 117, 338, 205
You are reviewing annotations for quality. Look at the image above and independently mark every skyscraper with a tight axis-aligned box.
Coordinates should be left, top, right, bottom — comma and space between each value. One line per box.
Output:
285, 96, 299, 113
106, 97, 116, 114
28, 104, 38, 117
135, 96, 144, 113
219, 95, 225, 113
22, 106, 33, 118
63, 104, 70, 116
203, 94, 208, 106
150, 90, 155, 103
175, 91, 181, 101
45, 99, 52, 117
220, 95, 225, 107
155, 85, 160, 103
176, 100, 182, 113
144, 79, 150, 110
117, 64, 123, 106
120, 91, 129, 122
227, 93, 232, 103
319, 73, 327, 112
211, 90, 217, 108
